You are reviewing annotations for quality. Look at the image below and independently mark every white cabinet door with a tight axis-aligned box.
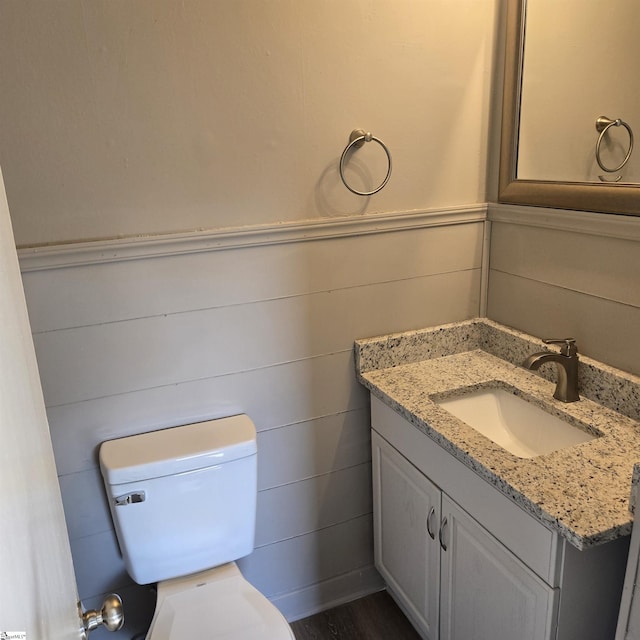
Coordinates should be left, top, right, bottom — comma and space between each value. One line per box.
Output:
439, 494, 558, 640
372, 431, 441, 639
616, 477, 640, 639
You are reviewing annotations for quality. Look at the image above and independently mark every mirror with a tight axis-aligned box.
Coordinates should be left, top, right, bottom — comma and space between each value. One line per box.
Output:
498, 0, 640, 215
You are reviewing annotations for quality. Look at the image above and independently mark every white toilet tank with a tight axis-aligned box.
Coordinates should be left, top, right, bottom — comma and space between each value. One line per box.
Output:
99, 415, 257, 585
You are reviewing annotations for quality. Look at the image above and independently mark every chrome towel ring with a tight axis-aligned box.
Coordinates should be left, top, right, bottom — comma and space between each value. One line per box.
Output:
595, 115, 634, 182
339, 129, 392, 196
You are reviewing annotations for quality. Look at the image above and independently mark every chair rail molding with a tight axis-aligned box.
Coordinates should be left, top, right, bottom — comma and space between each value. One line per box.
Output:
17, 206, 487, 272
488, 203, 640, 242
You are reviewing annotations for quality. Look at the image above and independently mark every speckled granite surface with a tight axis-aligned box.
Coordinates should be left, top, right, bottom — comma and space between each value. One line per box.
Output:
355, 319, 640, 550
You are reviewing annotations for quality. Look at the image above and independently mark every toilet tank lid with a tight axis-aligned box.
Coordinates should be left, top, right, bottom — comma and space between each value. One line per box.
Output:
99, 415, 257, 485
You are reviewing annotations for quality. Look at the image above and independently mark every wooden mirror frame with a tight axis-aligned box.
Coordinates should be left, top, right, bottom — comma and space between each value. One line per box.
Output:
498, 0, 640, 216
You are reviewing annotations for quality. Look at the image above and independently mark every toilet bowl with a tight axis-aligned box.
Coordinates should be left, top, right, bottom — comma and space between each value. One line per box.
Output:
146, 564, 294, 640
99, 415, 294, 640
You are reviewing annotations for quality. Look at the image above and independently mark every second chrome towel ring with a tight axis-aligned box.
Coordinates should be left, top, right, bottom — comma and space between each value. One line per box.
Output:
595, 115, 634, 181
339, 129, 392, 196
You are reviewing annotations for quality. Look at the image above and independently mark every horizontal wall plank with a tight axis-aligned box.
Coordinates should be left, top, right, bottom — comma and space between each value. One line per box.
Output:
257, 409, 371, 491
70, 529, 132, 600
272, 564, 384, 622
238, 514, 374, 599
255, 463, 372, 547
490, 222, 640, 307
59, 467, 112, 541
35, 270, 480, 407
48, 351, 368, 477
22, 220, 484, 332
488, 270, 640, 376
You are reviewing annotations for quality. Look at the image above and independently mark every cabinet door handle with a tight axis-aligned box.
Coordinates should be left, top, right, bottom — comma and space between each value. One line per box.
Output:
426, 506, 436, 540
439, 516, 448, 551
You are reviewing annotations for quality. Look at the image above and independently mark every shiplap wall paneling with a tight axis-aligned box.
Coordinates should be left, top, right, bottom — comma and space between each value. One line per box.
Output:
58, 410, 373, 543
239, 515, 376, 603
487, 214, 640, 376
58, 466, 112, 540
33, 270, 480, 408
255, 463, 373, 548
20, 220, 484, 332
71, 529, 131, 603
489, 222, 640, 306
256, 409, 372, 490
22, 216, 484, 628
59, 370, 377, 627
488, 271, 640, 377
48, 351, 366, 476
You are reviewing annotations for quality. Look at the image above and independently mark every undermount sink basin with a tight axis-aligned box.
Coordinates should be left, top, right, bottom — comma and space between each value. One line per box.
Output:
435, 388, 597, 458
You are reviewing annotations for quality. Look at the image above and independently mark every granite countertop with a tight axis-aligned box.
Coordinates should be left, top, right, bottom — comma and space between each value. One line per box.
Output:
355, 319, 640, 550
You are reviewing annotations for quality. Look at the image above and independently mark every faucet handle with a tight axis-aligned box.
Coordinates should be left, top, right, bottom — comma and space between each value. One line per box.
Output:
543, 338, 577, 356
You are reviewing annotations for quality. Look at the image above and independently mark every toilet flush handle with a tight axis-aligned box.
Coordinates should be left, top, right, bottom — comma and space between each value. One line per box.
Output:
80, 593, 124, 637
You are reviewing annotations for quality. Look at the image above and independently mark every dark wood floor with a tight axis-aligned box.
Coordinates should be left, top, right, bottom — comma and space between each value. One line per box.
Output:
290, 590, 422, 640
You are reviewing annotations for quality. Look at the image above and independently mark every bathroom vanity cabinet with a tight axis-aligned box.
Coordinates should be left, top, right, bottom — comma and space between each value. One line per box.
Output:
371, 396, 629, 640
373, 430, 555, 639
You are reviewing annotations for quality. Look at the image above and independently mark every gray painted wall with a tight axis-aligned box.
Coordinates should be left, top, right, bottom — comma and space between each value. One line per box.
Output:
0, 0, 499, 246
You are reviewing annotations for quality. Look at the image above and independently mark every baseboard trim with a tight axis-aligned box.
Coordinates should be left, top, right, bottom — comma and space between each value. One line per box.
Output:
270, 564, 385, 623
17, 205, 486, 272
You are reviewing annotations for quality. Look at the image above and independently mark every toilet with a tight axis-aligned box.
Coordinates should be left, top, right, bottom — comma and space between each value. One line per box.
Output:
99, 415, 295, 639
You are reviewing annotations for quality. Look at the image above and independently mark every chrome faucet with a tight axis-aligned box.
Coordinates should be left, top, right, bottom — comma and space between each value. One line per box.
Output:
523, 338, 580, 403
